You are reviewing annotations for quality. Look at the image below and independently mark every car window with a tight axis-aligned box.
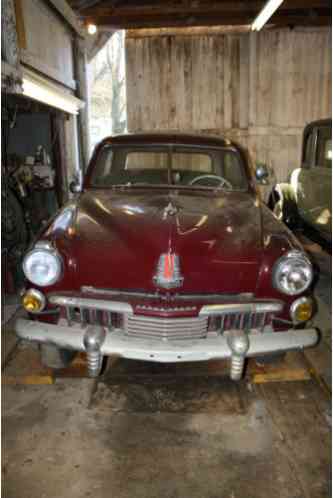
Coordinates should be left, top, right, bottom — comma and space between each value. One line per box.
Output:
90, 146, 248, 190
316, 126, 332, 168
125, 152, 168, 170
303, 131, 314, 167
172, 152, 212, 172
124, 151, 212, 172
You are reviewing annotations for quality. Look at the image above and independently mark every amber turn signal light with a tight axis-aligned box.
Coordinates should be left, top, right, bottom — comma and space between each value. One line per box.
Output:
290, 297, 313, 323
22, 289, 46, 313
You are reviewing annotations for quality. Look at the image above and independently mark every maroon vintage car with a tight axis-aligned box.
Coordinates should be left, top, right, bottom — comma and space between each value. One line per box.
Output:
16, 132, 318, 380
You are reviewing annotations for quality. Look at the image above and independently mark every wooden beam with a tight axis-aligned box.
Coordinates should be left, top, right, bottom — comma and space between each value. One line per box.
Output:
83, 12, 331, 29
81, 3, 257, 16
46, 0, 86, 37
83, 14, 252, 29
73, 37, 90, 169
80, 0, 331, 17
126, 26, 252, 38
1, 61, 23, 93
2, 0, 20, 67
272, 8, 331, 25
76, 0, 331, 28
86, 30, 115, 61
13, 0, 26, 49
75, 0, 103, 11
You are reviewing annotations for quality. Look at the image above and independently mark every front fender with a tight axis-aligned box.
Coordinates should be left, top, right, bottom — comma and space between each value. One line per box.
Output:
255, 205, 306, 323
275, 182, 296, 203
270, 182, 299, 227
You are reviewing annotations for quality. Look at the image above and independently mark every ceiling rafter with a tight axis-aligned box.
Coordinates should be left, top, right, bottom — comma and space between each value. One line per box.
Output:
67, 0, 332, 29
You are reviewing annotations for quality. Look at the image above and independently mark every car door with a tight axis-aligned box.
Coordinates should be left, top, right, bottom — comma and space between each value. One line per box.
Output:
296, 123, 332, 239
313, 125, 332, 239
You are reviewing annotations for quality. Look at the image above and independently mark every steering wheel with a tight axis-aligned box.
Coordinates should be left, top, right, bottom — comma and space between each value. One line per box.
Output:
189, 174, 233, 189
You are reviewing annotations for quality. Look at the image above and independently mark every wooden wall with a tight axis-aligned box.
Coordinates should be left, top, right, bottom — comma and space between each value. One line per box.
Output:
16, 0, 76, 89
126, 27, 332, 181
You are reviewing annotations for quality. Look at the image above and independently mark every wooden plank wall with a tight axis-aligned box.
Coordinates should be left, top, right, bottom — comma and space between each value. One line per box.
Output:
126, 28, 332, 181
17, 0, 76, 89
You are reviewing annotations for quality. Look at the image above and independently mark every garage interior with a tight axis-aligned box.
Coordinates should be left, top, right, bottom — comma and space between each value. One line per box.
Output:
2, 1, 332, 497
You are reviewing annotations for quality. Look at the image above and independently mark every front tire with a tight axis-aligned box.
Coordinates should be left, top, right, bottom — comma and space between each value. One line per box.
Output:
255, 353, 286, 365
40, 344, 76, 369
2, 188, 28, 253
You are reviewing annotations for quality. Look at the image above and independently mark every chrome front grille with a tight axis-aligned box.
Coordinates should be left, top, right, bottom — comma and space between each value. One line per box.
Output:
50, 295, 283, 342
49, 296, 131, 329
64, 306, 123, 330
124, 314, 208, 340
209, 311, 270, 332
61, 306, 271, 340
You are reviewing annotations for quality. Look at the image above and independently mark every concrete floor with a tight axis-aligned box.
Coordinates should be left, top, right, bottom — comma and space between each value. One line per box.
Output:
2, 243, 331, 498
2, 375, 331, 498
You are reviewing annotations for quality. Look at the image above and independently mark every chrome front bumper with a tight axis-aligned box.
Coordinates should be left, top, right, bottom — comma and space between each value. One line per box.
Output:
15, 317, 318, 379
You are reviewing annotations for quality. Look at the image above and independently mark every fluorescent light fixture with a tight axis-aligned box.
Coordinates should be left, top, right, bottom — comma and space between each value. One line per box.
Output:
22, 68, 85, 115
87, 23, 97, 35
251, 0, 284, 31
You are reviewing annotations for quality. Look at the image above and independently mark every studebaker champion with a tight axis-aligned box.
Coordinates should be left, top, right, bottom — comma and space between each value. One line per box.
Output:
15, 132, 318, 380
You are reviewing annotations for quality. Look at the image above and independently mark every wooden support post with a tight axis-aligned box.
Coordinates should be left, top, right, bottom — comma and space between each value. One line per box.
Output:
74, 37, 90, 172
1, 0, 23, 92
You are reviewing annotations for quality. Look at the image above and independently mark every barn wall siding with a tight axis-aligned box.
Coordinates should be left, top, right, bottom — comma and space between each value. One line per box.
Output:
125, 27, 331, 181
18, 0, 76, 89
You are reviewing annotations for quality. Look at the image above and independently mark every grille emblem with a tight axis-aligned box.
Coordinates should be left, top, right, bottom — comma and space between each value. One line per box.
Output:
153, 253, 184, 289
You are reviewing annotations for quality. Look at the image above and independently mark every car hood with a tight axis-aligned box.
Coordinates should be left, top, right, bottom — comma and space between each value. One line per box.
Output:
53, 189, 264, 294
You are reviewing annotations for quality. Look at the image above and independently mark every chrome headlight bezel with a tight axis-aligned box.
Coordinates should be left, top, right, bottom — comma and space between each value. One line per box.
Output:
22, 241, 63, 287
272, 250, 313, 296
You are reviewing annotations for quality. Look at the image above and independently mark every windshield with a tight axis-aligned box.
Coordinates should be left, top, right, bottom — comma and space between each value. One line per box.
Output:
89, 145, 248, 190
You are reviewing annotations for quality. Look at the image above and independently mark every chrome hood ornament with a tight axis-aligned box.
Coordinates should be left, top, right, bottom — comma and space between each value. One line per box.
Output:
163, 202, 179, 219
153, 253, 184, 289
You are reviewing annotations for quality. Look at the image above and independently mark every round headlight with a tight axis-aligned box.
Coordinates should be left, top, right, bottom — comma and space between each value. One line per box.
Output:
23, 244, 62, 287
273, 250, 313, 296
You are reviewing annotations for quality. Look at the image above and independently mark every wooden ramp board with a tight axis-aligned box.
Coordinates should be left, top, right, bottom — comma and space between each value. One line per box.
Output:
3, 345, 311, 386
2, 347, 88, 385
3, 344, 54, 385
249, 351, 311, 384
304, 343, 332, 396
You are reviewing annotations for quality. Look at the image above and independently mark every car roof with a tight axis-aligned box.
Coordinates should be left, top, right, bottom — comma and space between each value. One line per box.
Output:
304, 118, 332, 133
100, 131, 237, 149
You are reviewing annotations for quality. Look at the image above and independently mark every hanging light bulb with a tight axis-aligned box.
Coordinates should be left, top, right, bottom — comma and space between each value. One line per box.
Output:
87, 23, 97, 35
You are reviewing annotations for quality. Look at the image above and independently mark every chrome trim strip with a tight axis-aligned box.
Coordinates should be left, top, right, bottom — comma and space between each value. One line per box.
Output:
199, 302, 283, 316
15, 318, 318, 364
48, 295, 132, 314
80, 286, 254, 301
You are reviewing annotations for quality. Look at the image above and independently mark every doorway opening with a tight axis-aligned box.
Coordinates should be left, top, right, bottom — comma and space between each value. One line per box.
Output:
89, 30, 127, 153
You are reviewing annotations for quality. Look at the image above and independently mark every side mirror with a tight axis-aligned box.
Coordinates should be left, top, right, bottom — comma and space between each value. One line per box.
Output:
69, 180, 81, 194
255, 163, 269, 184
